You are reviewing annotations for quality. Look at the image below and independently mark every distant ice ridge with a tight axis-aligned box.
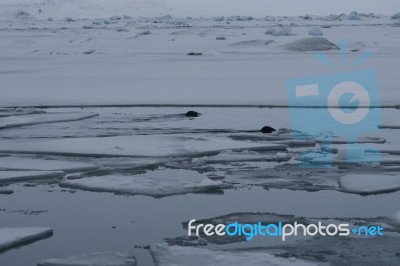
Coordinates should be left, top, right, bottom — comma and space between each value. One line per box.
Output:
38, 252, 137, 266
150, 244, 316, 266
0, 227, 53, 252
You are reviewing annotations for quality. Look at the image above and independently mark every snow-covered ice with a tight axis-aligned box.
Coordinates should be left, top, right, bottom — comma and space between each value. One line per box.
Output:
308, 27, 323, 36
0, 112, 99, 129
339, 173, 400, 195
150, 244, 316, 266
284, 37, 339, 51
38, 252, 137, 266
0, 136, 286, 158
0, 227, 53, 252
60, 169, 232, 197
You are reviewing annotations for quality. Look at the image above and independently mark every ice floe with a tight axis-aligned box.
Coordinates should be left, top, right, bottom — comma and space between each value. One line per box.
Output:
0, 157, 97, 172
0, 136, 286, 158
284, 37, 339, 52
60, 169, 232, 197
0, 112, 99, 129
0, 171, 64, 184
0, 227, 53, 252
339, 173, 400, 195
201, 150, 291, 163
38, 252, 137, 266
308, 27, 323, 36
150, 244, 315, 266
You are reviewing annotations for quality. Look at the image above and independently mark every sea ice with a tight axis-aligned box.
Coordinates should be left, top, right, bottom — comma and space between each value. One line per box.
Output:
272, 27, 293, 36
0, 227, 53, 252
284, 37, 339, 52
0, 136, 287, 158
0, 112, 99, 129
308, 27, 323, 36
201, 150, 291, 163
60, 169, 232, 197
348, 11, 360, 20
38, 252, 137, 266
150, 244, 315, 266
15, 11, 33, 19
0, 171, 64, 184
339, 173, 400, 195
115, 26, 128, 32
392, 12, 400, 19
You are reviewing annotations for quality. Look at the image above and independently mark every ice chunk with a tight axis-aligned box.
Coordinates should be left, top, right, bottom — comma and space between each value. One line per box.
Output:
0, 112, 98, 129
150, 244, 315, 266
83, 49, 96, 55
0, 171, 64, 184
213, 16, 224, 22
272, 28, 293, 36
202, 150, 291, 163
38, 252, 137, 266
308, 27, 323, 36
0, 136, 286, 158
284, 37, 339, 52
392, 12, 400, 19
60, 169, 232, 197
15, 11, 34, 19
115, 26, 129, 32
0, 157, 97, 172
110, 15, 122, 21
0, 227, 53, 252
230, 40, 273, 47
65, 17, 76, 22
348, 11, 360, 20
339, 173, 400, 195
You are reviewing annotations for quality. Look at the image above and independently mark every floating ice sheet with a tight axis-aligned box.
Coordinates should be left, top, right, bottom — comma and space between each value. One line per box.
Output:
0, 136, 286, 158
0, 227, 53, 252
150, 244, 316, 266
60, 169, 232, 197
38, 252, 137, 266
339, 173, 400, 195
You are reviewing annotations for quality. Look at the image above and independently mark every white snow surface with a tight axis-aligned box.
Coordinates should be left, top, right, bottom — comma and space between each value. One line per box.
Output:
0, 136, 286, 157
0, 112, 98, 129
339, 173, 400, 194
60, 169, 232, 196
0, 14, 398, 107
38, 252, 137, 266
150, 244, 317, 266
0, 227, 53, 251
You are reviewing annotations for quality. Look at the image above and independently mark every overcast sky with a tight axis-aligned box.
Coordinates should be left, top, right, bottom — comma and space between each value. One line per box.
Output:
168, 0, 400, 16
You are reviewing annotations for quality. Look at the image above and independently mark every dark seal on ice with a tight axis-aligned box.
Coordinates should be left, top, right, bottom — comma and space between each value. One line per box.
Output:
186, 111, 200, 117
260, 126, 277, 133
